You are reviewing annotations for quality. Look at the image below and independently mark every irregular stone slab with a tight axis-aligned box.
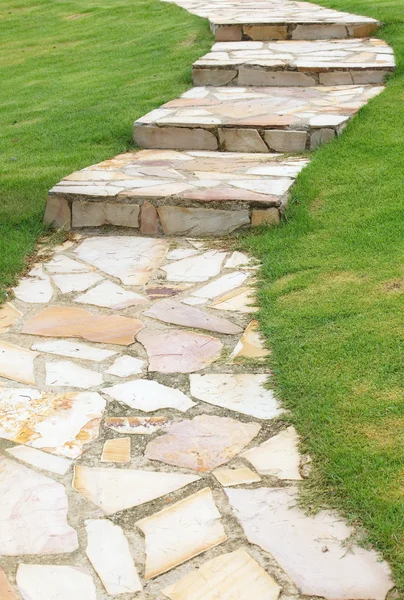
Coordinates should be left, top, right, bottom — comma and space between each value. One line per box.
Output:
5, 446, 72, 475
74, 236, 168, 285
45, 255, 90, 273
22, 305, 144, 345
145, 414, 260, 472
242, 427, 302, 479
158, 206, 250, 236
162, 547, 280, 600
224, 251, 252, 269
0, 567, 17, 600
211, 287, 258, 312
0, 341, 38, 385
45, 360, 102, 388
106, 355, 146, 377
190, 374, 283, 419
166, 248, 200, 260
226, 487, 393, 600
75, 280, 148, 309
85, 519, 142, 595
146, 284, 191, 299
31, 339, 116, 362
72, 200, 140, 227
251, 207, 280, 226
0, 388, 105, 458
13, 266, 53, 303
105, 416, 170, 435
104, 379, 195, 412
136, 488, 227, 579
140, 200, 160, 234
138, 329, 223, 373
191, 271, 249, 300
16, 565, 96, 600
231, 320, 270, 359
73, 465, 200, 514
134, 125, 218, 151
0, 456, 78, 554
144, 299, 242, 334
0, 303, 22, 333
43, 194, 71, 230
101, 437, 131, 463
52, 271, 103, 293
213, 466, 261, 487
218, 128, 268, 152
162, 250, 227, 282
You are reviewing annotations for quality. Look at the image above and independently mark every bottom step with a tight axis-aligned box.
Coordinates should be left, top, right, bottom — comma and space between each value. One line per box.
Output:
44, 150, 309, 236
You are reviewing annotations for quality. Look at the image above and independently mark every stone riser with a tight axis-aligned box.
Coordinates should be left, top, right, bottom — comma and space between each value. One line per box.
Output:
212, 22, 379, 42
133, 123, 344, 153
193, 67, 391, 87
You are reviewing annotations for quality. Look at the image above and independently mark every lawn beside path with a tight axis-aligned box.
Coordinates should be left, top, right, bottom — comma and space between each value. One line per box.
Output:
243, 0, 404, 591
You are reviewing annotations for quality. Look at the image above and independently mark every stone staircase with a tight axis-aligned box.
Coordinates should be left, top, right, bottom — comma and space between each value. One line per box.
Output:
44, 0, 394, 236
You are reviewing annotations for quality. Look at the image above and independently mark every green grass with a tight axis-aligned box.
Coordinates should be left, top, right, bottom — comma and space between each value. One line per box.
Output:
0, 0, 210, 300
243, 0, 404, 592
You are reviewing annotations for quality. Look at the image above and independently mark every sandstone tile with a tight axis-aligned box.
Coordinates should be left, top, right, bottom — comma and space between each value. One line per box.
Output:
190, 374, 283, 419
0, 303, 22, 333
6, 446, 72, 475
0, 456, 78, 554
137, 488, 227, 579
226, 487, 393, 600
52, 271, 103, 293
145, 414, 260, 472
239, 68, 316, 86
101, 437, 131, 463
211, 287, 258, 312
22, 305, 144, 345
0, 388, 105, 458
105, 416, 170, 435
310, 127, 336, 149
292, 24, 348, 40
72, 201, 140, 227
159, 205, 250, 236
0, 341, 38, 385
242, 426, 302, 479
0, 567, 17, 600
213, 466, 261, 486
45, 360, 102, 388
162, 250, 226, 282
243, 24, 287, 40
32, 339, 116, 362
106, 355, 146, 377
74, 236, 168, 285
231, 320, 270, 359
193, 68, 237, 86
16, 565, 96, 600
264, 129, 307, 152
75, 280, 148, 309
137, 329, 223, 373
134, 125, 218, 150
43, 195, 71, 230
144, 299, 242, 334
73, 465, 200, 514
215, 25, 242, 42
320, 71, 354, 85
162, 547, 280, 600
104, 379, 195, 412
251, 208, 280, 226
218, 128, 268, 152
85, 519, 142, 595
140, 200, 160, 234
14, 266, 54, 304
45, 255, 90, 273
191, 271, 249, 300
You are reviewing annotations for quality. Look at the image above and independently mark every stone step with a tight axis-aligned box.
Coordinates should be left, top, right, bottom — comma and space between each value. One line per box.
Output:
133, 84, 384, 153
193, 38, 395, 87
162, 0, 379, 41
44, 150, 309, 235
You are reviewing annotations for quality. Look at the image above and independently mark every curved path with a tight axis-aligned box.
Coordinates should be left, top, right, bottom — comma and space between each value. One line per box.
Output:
1, 0, 396, 598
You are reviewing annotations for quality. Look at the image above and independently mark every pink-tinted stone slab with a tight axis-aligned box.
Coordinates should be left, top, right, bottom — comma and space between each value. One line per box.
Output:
105, 416, 170, 435
0, 567, 18, 600
137, 329, 223, 373
0, 303, 22, 333
145, 414, 260, 472
144, 299, 242, 334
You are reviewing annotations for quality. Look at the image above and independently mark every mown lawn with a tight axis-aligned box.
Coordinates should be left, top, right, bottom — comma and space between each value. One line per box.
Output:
244, 0, 404, 591
0, 0, 210, 300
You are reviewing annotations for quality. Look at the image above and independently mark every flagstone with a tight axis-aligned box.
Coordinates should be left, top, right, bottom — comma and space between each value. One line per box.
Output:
85, 519, 142, 595
0, 303, 22, 333
242, 426, 302, 479
16, 565, 96, 600
145, 414, 260, 472
213, 466, 261, 486
101, 437, 131, 463
44, 255, 90, 273
166, 248, 200, 260
104, 379, 195, 412
224, 251, 252, 268
0, 388, 105, 458
75, 280, 148, 309
137, 329, 223, 373
0, 341, 38, 385
226, 487, 393, 600
52, 271, 103, 294
190, 271, 249, 301
73, 465, 200, 514
211, 286, 258, 312
45, 360, 102, 388
106, 355, 146, 377
162, 547, 280, 600
74, 236, 168, 285
231, 320, 270, 359
5, 445, 72, 475
0, 455, 78, 554
137, 487, 227, 579
144, 299, 242, 334
105, 416, 170, 434
162, 250, 227, 282
146, 284, 191, 298
13, 266, 54, 304
0, 567, 17, 600
22, 305, 144, 345
190, 374, 283, 419
31, 339, 116, 362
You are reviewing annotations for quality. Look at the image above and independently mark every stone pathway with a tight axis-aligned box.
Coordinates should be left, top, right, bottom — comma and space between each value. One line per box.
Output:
2, 0, 397, 598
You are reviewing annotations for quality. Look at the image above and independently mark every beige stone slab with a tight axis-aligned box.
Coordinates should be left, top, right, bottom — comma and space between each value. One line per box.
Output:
52, 271, 103, 294
134, 125, 218, 150
16, 565, 96, 600
105, 416, 170, 435
211, 286, 258, 312
5, 446, 72, 475
238, 68, 316, 86
193, 68, 237, 86
45, 255, 90, 274
72, 201, 140, 227
242, 426, 302, 479
158, 206, 250, 236
136, 488, 227, 579
0, 341, 38, 385
264, 129, 307, 152
244, 24, 287, 40
162, 250, 226, 282
104, 379, 195, 412
231, 320, 270, 359
218, 128, 268, 152
0, 303, 22, 333
213, 466, 261, 486
75, 280, 148, 310
0, 567, 18, 600
45, 360, 102, 388
101, 437, 131, 463
251, 208, 280, 226
43, 195, 71, 230
31, 339, 116, 362
162, 547, 280, 600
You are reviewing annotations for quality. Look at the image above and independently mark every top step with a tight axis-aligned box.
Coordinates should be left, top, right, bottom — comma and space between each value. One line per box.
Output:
162, 0, 380, 41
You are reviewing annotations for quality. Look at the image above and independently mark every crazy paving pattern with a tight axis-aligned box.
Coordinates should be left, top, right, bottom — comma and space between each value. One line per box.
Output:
0, 236, 394, 598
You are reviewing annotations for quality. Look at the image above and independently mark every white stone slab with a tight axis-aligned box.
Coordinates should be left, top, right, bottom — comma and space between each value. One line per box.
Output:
45, 255, 90, 273
52, 272, 103, 293
224, 251, 252, 268
45, 360, 102, 388
16, 565, 96, 600
5, 446, 72, 475
166, 248, 200, 260
13, 266, 53, 303
104, 379, 195, 412
211, 287, 258, 312
106, 355, 146, 377
242, 426, 302, 479
191, 271, 249, 299
31, 339, 116, 362
75, 280, 148, 309
162, 250, 227, 282
0, 341, 38, 385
